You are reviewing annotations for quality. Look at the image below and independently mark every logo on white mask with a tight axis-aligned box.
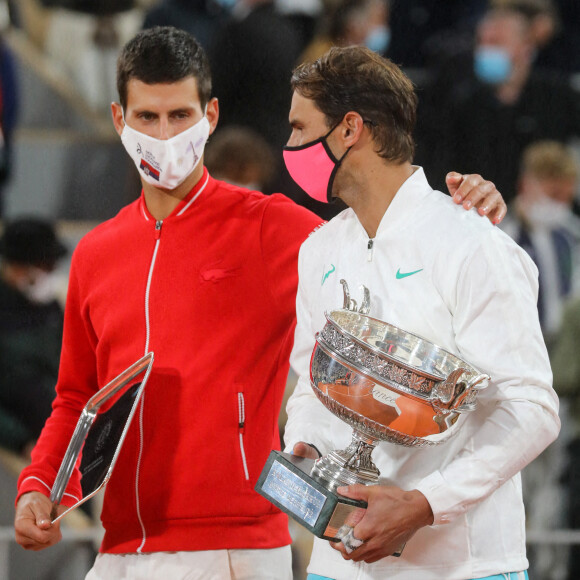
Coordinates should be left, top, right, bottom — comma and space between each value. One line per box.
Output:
121, 110, 211, 190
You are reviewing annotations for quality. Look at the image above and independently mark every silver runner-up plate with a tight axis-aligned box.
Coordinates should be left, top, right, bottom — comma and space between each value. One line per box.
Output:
49, 352, 154, 523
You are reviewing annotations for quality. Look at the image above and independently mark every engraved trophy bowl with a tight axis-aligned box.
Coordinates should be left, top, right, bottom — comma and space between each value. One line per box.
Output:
309, 280, 490, 492
255, 280, 489, 548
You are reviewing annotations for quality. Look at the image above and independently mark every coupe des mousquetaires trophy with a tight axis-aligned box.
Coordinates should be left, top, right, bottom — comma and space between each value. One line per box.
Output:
256, 280, 489, 550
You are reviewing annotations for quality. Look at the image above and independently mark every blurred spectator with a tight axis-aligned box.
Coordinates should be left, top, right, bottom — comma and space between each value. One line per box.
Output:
142, 0, 226, 52
414, 0, 565, 109
205, 125, 277, 192
552, 0, 580, 73
275, 0, 323, 53
209, 0, 303, 152
552, 295, 580, 580
388, 0, 488, 69
4, 1, 20, 28
35, 0, 143, 112
39, 0, 135, 11
0, 33, 18, 218
300, 0, 390, 64
534, 0, 580, 74
491, 0, 580, 74
0, 218, 67, 458
501, 141, 580, 580
415, 5, 580, 202
501, 140, 580, 341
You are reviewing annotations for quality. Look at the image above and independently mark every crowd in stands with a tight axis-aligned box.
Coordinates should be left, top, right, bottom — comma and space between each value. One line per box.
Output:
0, 1, 579, 578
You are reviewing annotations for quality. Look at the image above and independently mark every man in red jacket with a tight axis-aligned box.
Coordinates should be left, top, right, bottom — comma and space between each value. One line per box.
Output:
13, 26, 506, 579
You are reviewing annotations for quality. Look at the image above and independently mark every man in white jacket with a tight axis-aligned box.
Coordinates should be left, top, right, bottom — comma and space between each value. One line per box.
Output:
283, 46, 560, 580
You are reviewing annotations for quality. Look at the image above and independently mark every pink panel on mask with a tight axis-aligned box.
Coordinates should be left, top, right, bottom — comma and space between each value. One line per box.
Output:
283, 142, 336, 204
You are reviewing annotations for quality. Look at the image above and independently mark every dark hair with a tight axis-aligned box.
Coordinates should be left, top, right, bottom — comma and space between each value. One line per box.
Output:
116, 26, 212, 110
291, 46, 417, 163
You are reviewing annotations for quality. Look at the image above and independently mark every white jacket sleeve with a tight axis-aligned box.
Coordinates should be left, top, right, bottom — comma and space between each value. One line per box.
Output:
284, 244, 337, 456
415, 230, 561, 525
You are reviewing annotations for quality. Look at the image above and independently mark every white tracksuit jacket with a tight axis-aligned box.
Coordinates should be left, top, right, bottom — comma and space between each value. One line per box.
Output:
284, 167, 560, 580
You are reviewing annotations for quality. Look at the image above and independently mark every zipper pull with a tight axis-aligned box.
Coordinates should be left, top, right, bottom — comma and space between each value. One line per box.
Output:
238, 392, 245, 431
155, 220, 163, 240
367, 239, 374, 262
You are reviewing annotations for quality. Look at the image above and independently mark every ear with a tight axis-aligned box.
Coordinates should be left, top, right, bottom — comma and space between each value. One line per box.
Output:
111, 102, 125, 137
339, 111, 366, 148
206, 97, 219, 136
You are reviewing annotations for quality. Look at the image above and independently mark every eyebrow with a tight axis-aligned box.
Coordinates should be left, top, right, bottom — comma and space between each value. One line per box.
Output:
133, 106, 195, 116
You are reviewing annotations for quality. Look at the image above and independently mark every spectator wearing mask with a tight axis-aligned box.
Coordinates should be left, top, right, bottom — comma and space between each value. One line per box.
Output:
300, 0, 390, 64
490, 0, 557, 69
501, 140, 580, 341
551, 294, 580, 580
415, 5, 580, 201
500, 140, 580, 580
387, 0, 488, 70
0, 218, 67, 457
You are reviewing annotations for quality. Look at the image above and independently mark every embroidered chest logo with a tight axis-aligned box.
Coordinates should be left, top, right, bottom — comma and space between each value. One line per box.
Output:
321, 264, 336, 286
396, 268, 423, 280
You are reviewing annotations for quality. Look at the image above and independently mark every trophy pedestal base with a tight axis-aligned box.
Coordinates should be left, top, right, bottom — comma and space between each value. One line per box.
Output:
255, 450, 367, 541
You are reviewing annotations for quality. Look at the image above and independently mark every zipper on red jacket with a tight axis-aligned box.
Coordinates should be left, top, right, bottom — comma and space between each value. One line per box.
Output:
237, 392, 250, 480
136, 218, 163, 553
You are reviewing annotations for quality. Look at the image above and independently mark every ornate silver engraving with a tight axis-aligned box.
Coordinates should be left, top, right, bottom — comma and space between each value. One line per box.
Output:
307, 281, 490, 503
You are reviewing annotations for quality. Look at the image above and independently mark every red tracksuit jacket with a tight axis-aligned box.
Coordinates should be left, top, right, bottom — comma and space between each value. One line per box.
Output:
17, 169, 322, 553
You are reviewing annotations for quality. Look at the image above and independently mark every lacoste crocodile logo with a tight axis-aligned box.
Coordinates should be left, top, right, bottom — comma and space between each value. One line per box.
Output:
200, 267, 240, 282
396, 268, 423, 279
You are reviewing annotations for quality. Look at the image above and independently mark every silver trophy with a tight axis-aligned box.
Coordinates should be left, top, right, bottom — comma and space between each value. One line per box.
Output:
257, 281, 489, 550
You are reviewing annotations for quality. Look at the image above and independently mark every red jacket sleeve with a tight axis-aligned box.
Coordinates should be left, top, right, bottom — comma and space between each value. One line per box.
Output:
17, 244, 100, 506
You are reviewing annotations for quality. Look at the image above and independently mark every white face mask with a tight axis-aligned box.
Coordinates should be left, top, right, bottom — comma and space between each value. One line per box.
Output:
120, 111, 211, 190
524, 195, 572, 229
17, 268, 60, 305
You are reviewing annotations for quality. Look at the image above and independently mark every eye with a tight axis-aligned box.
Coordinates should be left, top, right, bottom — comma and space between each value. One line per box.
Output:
172, 111, 191, 120
138, 112, 156, 122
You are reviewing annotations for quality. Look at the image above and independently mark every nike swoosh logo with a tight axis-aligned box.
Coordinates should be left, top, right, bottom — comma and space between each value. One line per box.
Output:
396, 268, 423, 279
322, 264, 336, 286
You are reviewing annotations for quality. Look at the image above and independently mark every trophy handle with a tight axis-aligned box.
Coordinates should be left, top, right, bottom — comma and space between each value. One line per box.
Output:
340, 279, 371, 314
433, 368, 466, 405
453, 372, 490, 411
433, 370, 490, 413
341, 279, 352, 310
